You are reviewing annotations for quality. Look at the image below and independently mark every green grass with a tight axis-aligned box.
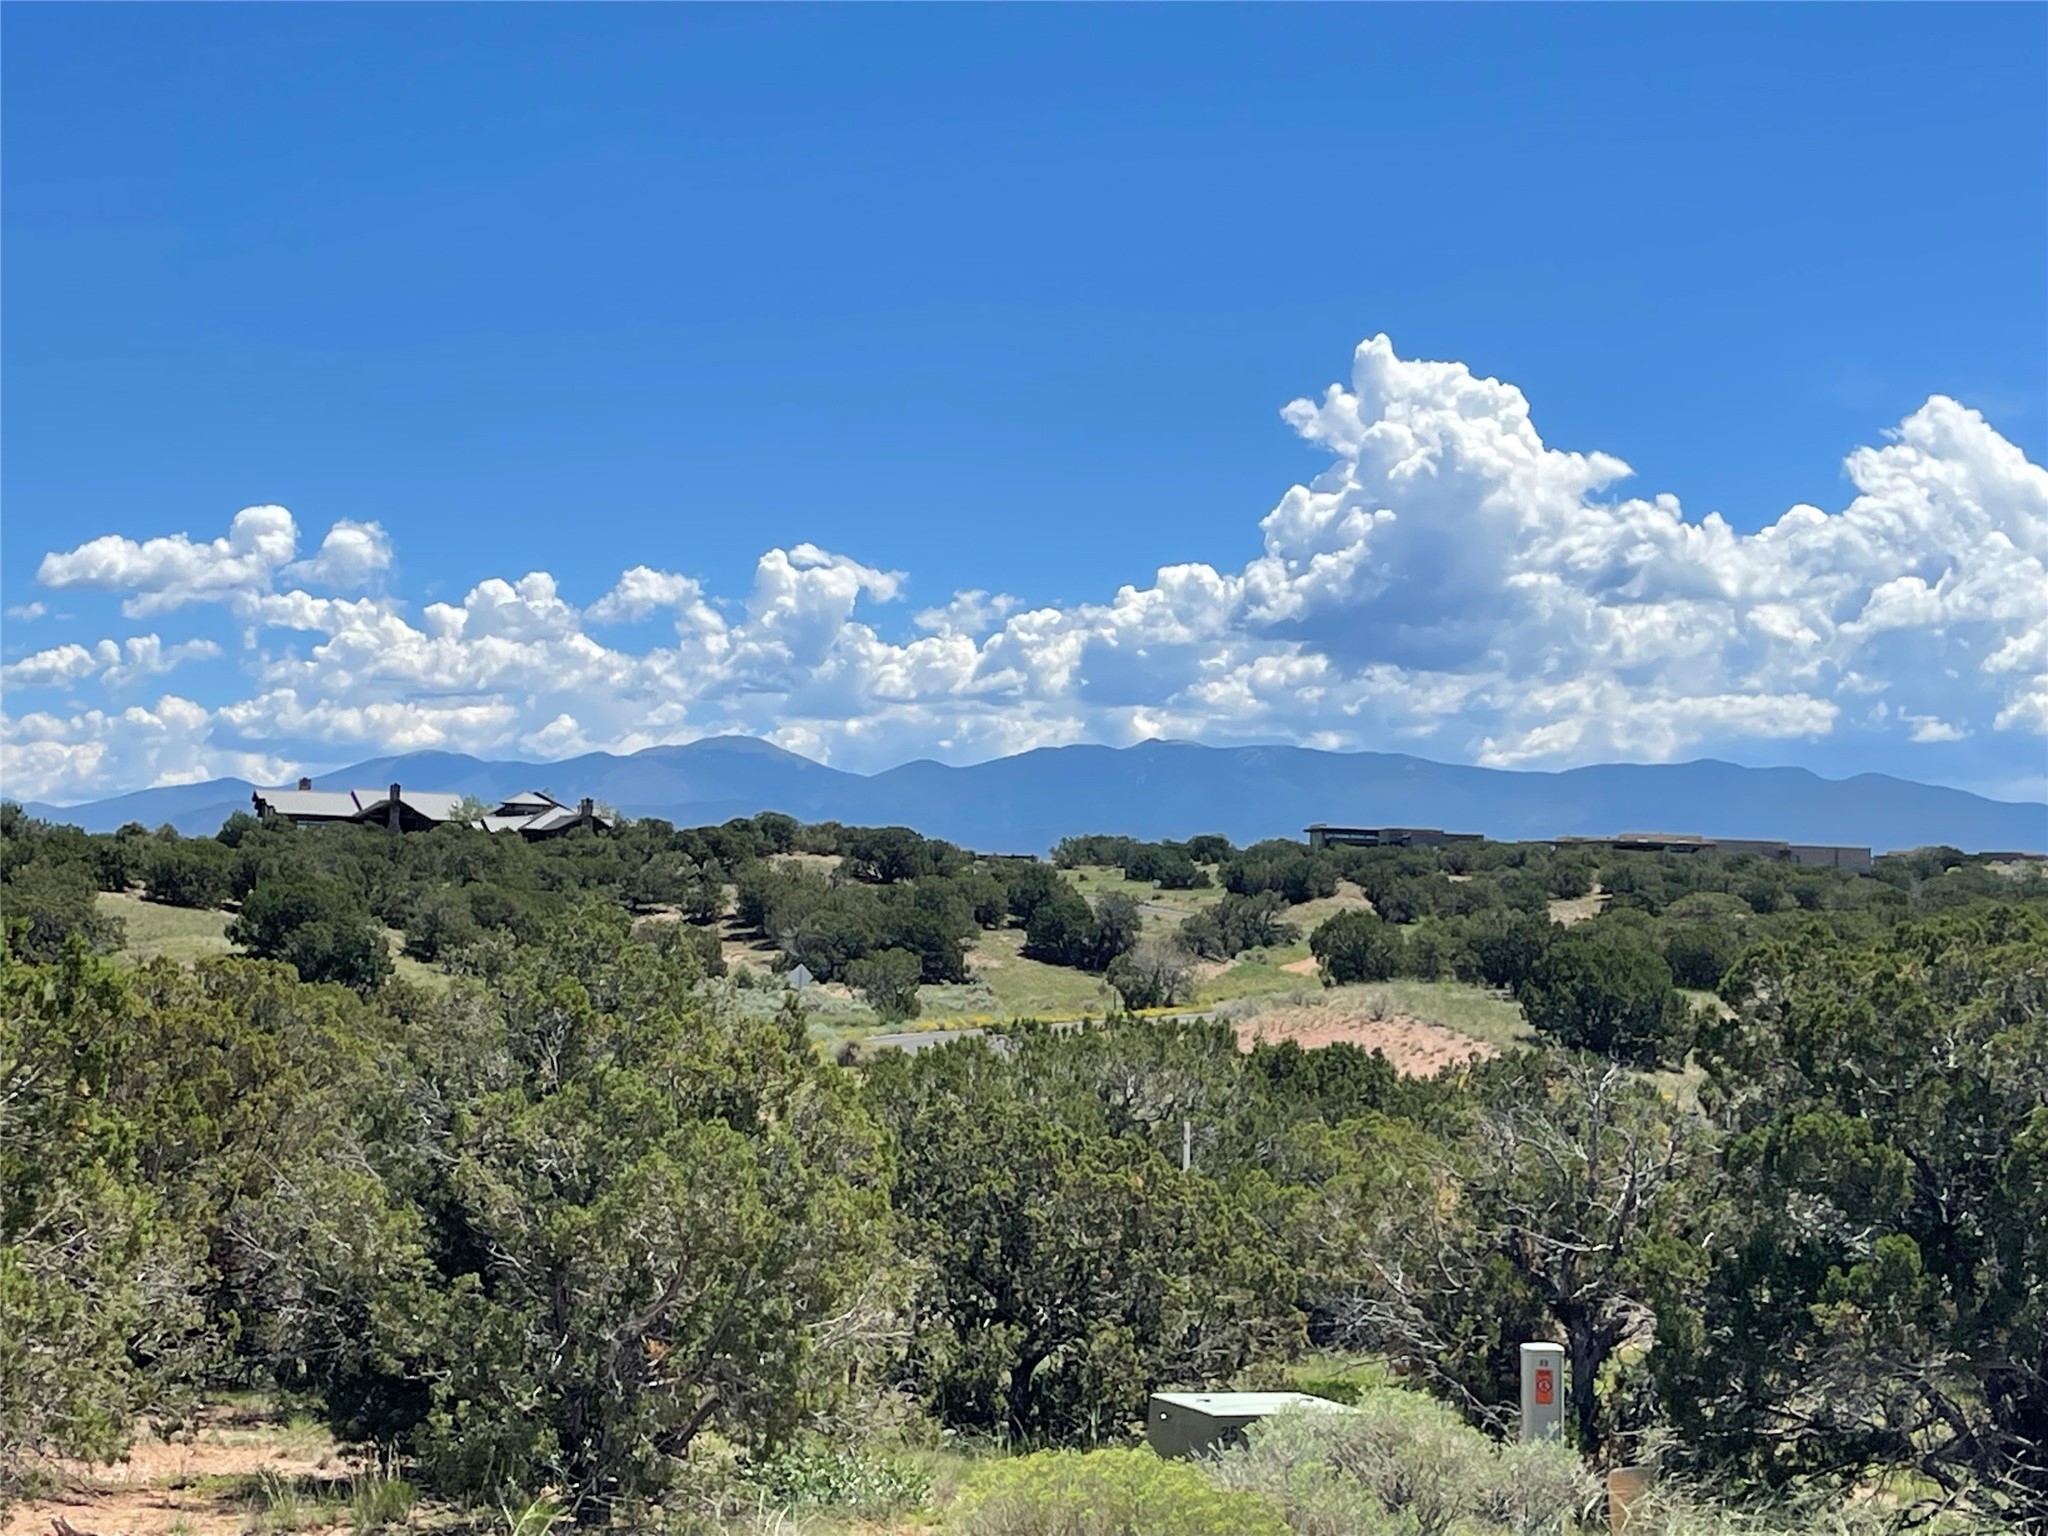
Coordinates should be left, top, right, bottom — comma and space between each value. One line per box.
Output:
102, 891, 449, 992
794, 926, 1126, 1046
241, 1468, 342, 1533
1284, 883, 1375, 930
388, 951, 453, 994
1061, 864, 1225, 916
376, 927, 453, 993
1189, 945, 1319, 1007
100, 890, 233, 962
938, 927, 1118, 1022
728, 927, 1121, 1058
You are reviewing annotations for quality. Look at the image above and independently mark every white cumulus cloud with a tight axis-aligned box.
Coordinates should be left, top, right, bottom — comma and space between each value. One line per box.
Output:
6, 335, 2046, 805
37, 505, 392, 617
283, 519, 394, 589
2, 634, 220, 691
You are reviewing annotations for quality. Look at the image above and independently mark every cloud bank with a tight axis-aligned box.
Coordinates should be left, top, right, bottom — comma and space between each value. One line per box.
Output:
5, 336, 2045, 804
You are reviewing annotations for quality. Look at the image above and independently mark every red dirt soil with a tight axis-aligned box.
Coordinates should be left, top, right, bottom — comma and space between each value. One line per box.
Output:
2, 1410, 363, 1536
1233, 1003, 1497, 1077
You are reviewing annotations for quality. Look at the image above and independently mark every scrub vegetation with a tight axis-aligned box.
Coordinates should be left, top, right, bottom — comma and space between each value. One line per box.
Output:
3, 798, 2044, 1533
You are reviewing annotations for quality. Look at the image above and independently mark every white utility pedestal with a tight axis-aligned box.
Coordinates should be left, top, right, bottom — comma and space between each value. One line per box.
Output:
1519, 1342, 1566, 1444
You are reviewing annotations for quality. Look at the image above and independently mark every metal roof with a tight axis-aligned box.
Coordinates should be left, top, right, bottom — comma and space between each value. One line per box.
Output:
255, 789, 373, 818
520, 806, 581, 832
496, 791, 561, 810
1149, 1392, 1348, 1416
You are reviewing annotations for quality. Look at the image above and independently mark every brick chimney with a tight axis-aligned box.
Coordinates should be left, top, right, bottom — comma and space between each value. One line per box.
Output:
388, 782, 403, 832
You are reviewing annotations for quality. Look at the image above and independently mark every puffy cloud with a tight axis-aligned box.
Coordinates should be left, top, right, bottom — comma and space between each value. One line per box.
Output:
214, 690, 520, 750
914, 589, 1019, 637
38, 505, 298, 616
6, 602, 47, 623
3, 642, 116, 689
3, 695, 289, 802
1, 635, 220, 691
424, 573, 582, 644
10, 336, 2047, 802
283, 519, 393, 589
1905, 715, 1968, 744
102, 636, 224, 689
37, 505, 392, 617
586, 566, 724, 630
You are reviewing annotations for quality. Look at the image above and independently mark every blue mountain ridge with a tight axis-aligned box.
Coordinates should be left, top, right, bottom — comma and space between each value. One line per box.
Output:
18, 736, 2046, 855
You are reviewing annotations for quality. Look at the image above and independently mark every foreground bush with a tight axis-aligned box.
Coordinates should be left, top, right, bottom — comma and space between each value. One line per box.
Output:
240, 906, 893, 1518
1610, 1479, 2010, 1536
1212, 1394, 1598, 1536
955, 1447, 1290, 1536
739, 1443, 932, 1514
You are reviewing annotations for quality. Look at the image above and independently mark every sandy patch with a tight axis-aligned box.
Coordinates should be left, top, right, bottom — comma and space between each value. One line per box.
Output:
1, 1408, 364, 1536
1279, 956, 1320, 976
1546, 893, 1608, 926
1546, 883, 1609, 927
1233, 1002, 1497, 1077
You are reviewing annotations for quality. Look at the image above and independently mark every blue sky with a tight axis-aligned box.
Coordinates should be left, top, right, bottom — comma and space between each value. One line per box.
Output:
5, 5, 2046, 805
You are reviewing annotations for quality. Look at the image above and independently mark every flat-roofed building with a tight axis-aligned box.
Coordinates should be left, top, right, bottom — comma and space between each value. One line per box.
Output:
1789, 844, 1875, 872
1557, 831, 1871, 874
1305, 824, 1482, 851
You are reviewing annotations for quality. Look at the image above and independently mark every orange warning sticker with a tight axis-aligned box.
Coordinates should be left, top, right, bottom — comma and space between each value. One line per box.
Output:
1535, 1367, 1555, 1405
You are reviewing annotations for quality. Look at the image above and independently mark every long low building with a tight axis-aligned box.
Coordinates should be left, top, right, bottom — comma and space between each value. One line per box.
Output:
1306, 821, 1874, 872
1554, 831, 1872, 873
1305, 824, 1483, 850
252, 780, 613, 839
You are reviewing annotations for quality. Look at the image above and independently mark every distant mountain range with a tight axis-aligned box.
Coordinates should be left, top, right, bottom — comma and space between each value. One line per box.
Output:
17, 736, 2046, 855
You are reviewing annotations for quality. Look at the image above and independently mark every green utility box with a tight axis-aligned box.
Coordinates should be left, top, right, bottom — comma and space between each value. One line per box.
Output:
1145, 1391, 1349, 1459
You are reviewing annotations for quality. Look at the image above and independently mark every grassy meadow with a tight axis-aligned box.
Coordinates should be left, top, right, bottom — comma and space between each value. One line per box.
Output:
91, 853, 1532, 1060
98, 891, 448, 991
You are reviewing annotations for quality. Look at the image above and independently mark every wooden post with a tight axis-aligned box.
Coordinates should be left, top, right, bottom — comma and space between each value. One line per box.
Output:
1607, 1466, 1656, 1532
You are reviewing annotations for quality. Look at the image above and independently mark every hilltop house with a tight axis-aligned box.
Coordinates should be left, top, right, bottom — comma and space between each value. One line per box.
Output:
251, 780, 613, 840
1305, 824, 1482, 851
